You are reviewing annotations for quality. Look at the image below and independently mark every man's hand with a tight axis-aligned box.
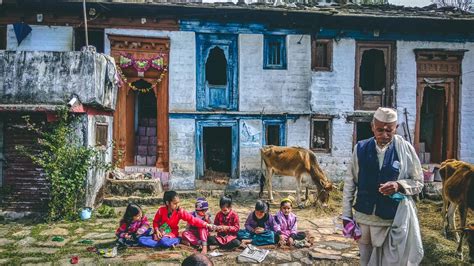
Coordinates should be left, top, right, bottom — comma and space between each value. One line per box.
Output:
379, 181, 399, 196
255, 227, 264, 234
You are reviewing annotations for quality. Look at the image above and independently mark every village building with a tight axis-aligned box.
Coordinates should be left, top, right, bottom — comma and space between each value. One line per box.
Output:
0, 0, 473, 213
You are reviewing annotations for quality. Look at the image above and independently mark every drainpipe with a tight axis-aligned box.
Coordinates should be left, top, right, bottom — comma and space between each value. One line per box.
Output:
83, 0, 89, 47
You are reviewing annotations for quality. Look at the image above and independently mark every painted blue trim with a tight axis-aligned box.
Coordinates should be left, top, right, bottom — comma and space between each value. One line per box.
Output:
182, 19, 474, 42
169, 113, 305, 120
318, 28, 474, 43
263, 35, 287, 70
196, 33, 239, 111
262, 119, 286, 146
196, 120, 239, 179
181, 20, 303, 35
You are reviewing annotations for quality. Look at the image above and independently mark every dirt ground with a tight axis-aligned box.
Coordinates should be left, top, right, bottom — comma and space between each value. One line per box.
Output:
0, 186, 469, 265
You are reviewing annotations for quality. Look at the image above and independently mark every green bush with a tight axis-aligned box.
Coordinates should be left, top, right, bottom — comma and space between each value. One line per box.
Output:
96, 204, 116, 218
17, 107, 110, 221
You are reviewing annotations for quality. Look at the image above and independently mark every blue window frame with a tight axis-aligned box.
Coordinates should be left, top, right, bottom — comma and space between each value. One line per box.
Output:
262, 120, 286, 146
196, 120, 239, 179
196, 33, 238, 111
263, 35, 287, 70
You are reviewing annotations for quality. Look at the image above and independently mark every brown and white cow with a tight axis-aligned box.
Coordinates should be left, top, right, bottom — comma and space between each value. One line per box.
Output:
260, 145, 333, 206
440, 159, 474, 260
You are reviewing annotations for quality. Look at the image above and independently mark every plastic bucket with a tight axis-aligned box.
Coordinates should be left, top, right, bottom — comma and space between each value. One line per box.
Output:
80, 207, 92, 220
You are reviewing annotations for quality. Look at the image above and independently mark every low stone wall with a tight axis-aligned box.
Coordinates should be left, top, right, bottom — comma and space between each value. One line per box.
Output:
104, 178, 163, 197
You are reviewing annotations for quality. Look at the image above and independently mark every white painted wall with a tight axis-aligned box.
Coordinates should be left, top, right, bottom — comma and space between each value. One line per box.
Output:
168, 119, 196, 189
309, 38, 356, 181
104, 28, 197, 112
239, 34, 311, 113
7, 25, 73, 52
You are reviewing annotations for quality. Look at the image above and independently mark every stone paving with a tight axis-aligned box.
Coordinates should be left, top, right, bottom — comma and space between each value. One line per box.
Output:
0, 198, 359, 265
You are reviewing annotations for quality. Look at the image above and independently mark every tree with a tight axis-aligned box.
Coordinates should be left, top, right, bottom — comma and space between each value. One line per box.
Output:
433, 0, 473, 12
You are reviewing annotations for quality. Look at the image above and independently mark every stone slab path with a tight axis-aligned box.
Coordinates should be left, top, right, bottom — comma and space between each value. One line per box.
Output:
0, 197, 359, 265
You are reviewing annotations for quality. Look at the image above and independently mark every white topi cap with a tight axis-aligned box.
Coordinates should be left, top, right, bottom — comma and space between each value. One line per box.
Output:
373, 107, 398, 123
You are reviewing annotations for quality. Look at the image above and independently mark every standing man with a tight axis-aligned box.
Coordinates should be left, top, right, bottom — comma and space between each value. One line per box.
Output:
343, 107, 424, 265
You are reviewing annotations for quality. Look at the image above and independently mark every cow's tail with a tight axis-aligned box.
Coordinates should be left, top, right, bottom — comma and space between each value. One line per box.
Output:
259, 149, 265, 198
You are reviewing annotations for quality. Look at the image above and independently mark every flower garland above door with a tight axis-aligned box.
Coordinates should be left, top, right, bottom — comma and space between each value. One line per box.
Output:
117, 52, 168, 93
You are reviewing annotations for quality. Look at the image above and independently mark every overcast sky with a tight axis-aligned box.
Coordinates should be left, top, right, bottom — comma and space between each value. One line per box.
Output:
389, 0, 433, 7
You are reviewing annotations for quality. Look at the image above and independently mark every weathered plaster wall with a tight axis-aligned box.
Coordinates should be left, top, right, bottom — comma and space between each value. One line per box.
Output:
396, 41, 474, 163
0, 51, 117, 109
7, 25, 73, 52
234, 119, 262, 189
168, 119, 196, 190
306, 39, 474, 183
308, 38, 356, 182
85, 115, 114, 207
104, 29, 196, 112
239, 34, 311, 113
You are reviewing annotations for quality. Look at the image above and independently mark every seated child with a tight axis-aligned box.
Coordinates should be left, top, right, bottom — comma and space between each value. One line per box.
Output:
238, 200, 276, 246
182, 197, 212, 253
274, 198, 306, 247
115, 203, 152, 246
207, 195, 241, 250
138, 191, 214, 248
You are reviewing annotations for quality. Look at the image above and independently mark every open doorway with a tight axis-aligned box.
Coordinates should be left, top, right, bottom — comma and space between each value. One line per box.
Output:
134, 80, 158, 166
419, 86, 446, 163
355, 121, 373, 143
203, 127, 232, 179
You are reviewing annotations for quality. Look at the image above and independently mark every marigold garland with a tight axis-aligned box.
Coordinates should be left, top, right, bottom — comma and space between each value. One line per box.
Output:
116, 52, 168, 93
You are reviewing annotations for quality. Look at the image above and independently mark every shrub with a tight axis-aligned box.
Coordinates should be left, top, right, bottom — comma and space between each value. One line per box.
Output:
17, 107, 110, 221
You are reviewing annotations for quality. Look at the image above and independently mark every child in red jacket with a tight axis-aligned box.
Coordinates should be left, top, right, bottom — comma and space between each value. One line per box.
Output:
138, 191, 214, 248
208, 195, 241, 250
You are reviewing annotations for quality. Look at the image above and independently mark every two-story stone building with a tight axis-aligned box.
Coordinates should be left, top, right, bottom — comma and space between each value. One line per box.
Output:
1, 1, 473, 212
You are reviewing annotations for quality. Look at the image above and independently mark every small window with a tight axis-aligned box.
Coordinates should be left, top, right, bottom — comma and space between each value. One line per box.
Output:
0, 25, 6, 50
310, 118, 331, 152
206, 47, 227, 86
263, 35, 287, 70
263, 121, 286, 146
355, 42, 394, 110
74, 28, 104, 53
312, 39, 332, 71
95, 123, 108, 147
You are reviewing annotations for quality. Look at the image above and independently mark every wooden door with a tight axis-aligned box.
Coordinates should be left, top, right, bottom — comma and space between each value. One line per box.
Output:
109, 35, 170, 170
415, 79, 458, 162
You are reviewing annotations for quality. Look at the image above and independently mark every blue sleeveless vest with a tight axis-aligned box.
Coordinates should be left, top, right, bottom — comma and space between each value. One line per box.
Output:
353, 137, 400, 220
